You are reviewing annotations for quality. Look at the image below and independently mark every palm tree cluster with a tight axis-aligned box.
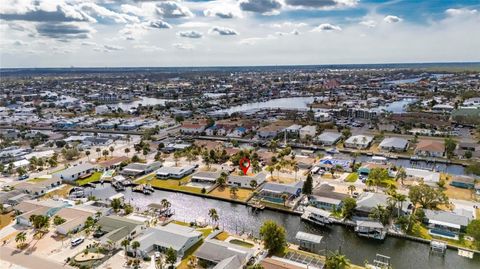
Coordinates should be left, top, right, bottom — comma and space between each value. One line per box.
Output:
208, 208, 219, 227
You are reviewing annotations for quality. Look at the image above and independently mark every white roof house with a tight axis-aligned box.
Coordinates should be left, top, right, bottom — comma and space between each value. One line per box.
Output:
135, 223, 202, 258
227, 173, 266, 189
379, 137, 409, 152
316, 132, 342, 146
405, 168, 440, 185
155, 165, 196, 179
344, 135, 374, 149
300, 125, 317, 139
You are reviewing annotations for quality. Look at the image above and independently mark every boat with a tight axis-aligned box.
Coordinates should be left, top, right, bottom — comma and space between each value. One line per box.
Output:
301, 206, 332, 226
326, 148, 338, 154
355, 220, 387, 240
112, 181, 125, 191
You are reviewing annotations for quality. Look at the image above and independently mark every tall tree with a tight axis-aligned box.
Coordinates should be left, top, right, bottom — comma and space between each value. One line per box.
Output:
259, 220, 287, 255
342, 197, 357, 219
325, 251, 350, 269
302, 173, 313, 195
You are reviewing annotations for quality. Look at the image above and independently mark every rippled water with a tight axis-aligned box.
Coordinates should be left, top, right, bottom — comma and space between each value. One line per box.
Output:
88, 185, 480, 269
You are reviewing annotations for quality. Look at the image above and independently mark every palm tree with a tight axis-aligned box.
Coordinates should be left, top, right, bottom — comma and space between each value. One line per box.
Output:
395, 193, 407, 217
266, 165, 274, 179
230, 186, 239, 198
124, 148, 130, 157
275, 164, 282, 180
131, 241, 140, 257
96, 147, 101, 158
161, 199, 171, 210
396, 167, 407, 185
216, 172, 227, 187
249, 180, 258, 190
208, 208, 219, 226
325, 251, 350, 269
347, 185, 356, 195
85, 150, 91, 159
109, 146, 114, 155
121, 239, 130, 256
155, 256, 164, 269
269, 139, 278, 152
15, 232, 27, 248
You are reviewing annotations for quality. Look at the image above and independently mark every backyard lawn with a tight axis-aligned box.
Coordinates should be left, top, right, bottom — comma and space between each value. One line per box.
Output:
136, 175, 202, 194
345, 172, 358, 183
209, 186, 253, 202
229, 239, 254, 248
76, 172, 102, 186
0, 212, 14, 230
41, 185, 73, 199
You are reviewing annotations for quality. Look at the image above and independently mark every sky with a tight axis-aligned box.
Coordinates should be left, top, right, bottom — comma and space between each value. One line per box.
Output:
0, 0, 479, 68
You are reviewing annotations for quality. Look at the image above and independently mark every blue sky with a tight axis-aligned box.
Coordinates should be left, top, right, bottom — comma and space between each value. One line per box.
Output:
1, 0, 479, 67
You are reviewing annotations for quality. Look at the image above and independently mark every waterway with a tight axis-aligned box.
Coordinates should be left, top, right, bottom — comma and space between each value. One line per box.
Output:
109, 97, 177, 111
88, 185, 480, 269
220, 97, 413, 115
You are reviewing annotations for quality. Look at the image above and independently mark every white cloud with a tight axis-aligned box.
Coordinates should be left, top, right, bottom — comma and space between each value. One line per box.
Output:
383, 15, 402, 24
103, 44, 123, 52
445, 8, 477, 16
156, 1, 193, 19
209, 26, 238, 36
285, 0, 358, 10
177, 30, 203, 38
311, 23, 342, 32
239, 0, 282, 15
173, 43, 194, 50
359, 20, 376, 28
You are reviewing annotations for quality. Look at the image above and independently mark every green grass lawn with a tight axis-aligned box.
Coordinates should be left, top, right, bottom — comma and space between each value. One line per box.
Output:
345, 173, 358, 183
76, 172, 102, 186
136, 175, 202, 194
229, 239, 254, 248
28, 177, 49, 183
177, 240, 204, 269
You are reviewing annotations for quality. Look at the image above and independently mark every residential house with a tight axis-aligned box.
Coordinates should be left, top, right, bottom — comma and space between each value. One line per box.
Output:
155, 165, 196, 179
424, 209, 471, 240
405, 168, 440, 186
357, 163, 393, 176
344, 135, 373, 149
258, 181, 303, 205
227, 173, 266, 189
261, 257, 305, 269
378, 137, 409, 152
121, 162, 162, 177
414, 140, 445, 158
285, 124, 302, 135
309, 184, 349, 211
355, 192, 410, 218
257, 124, 286, 139
315, 132, 342, 146
195, 239, 255, 269
316, 157, 353, 172
180, 122, 207, 134
133, 223, 202, 258
54, 163, 96, 183
228, 127, 247, 138
14, 199, 69, 226
14, 177, 62, 197
55, 207, 95, 235
300, 125, 317, 140
95, 215, 144, 245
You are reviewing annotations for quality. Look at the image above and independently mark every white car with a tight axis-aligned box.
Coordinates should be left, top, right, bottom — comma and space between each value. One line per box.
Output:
71, 237, 85, 247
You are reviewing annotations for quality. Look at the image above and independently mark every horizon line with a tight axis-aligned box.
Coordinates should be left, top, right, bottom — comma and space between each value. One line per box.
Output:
1, 61, 480, 70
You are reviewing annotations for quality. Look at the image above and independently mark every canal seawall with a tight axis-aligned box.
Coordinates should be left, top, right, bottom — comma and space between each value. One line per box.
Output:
129, 181, 479, 255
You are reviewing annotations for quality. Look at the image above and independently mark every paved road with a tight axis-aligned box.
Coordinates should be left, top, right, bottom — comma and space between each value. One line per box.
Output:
0, 246, 74, 269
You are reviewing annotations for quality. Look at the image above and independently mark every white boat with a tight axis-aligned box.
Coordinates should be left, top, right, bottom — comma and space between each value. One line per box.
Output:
355, 220, 387, 240
301, 206, 332, 226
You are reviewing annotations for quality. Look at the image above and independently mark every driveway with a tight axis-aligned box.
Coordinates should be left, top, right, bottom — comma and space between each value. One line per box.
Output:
0, 245, 74, 269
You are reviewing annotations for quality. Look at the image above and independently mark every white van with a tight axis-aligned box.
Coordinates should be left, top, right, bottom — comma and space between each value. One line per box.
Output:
71, 237, 85, 247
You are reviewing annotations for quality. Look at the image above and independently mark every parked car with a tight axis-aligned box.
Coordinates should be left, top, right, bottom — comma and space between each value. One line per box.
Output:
18, 174, 29, 180
71, 237, 85, 247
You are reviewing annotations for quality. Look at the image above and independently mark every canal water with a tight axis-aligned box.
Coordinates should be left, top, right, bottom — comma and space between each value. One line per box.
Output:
219, 97, 414, 115
88, 185, 480, 269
